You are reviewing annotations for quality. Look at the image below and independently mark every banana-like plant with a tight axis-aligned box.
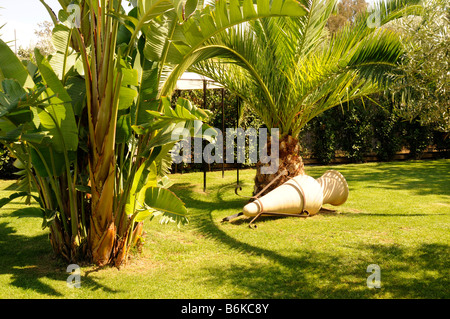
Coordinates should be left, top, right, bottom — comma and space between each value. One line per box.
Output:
191, 0, 424, 195
0, 0, 309, 266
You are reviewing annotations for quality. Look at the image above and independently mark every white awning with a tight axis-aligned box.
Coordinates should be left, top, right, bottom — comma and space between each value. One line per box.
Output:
175, 72, 223, 90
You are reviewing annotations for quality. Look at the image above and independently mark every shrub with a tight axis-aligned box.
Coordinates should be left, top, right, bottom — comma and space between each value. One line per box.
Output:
400, 120, 433, 159
306, 111, 337, 164
337, 105, 374, 163
432, 131, 450, 158
373, 107, 403, 161
0, 145, 17, 180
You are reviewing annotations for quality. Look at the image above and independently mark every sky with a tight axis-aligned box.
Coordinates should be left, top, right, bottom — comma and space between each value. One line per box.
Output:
0, 0, 139, 49
0, 0, 62, 49
1, 0, 378, 50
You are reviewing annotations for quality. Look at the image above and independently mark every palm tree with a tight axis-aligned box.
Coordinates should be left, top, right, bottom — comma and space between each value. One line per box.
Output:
191, 0, 423, 195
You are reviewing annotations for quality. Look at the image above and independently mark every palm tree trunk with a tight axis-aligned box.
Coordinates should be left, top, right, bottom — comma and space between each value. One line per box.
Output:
254, 135, 304, 196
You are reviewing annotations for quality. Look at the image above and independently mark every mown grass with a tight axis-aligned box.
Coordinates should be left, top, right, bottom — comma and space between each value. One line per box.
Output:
0, 159, 449, 299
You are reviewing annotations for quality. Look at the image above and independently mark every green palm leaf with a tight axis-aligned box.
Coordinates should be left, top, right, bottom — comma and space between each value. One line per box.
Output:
156, 0, 309, 96
192, 0, 422, 137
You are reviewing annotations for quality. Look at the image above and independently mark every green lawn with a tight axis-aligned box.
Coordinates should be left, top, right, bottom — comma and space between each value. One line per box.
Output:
0, 159, 449, 299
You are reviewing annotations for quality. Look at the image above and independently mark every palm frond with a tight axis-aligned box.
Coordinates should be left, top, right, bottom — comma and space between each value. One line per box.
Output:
191, 0, 424, 137
158, 0, 309, 96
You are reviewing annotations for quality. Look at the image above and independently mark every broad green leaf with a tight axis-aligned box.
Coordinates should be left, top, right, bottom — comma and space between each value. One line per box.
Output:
30, 146, 66, 177
271, 0, 283, 14
0, 109, 33, 128
146, 97, 209, 127
280, 0, 309, 16
0, 79, 46, 128
75, 185, 91, 193
184, 0, 198, 18
143, 12, 183, 64
123, 0, 176, 56
35, 49, 78, 153
36, 103, 78, 153
151, 142, 176, 177
35, 49, 71, 102
118, 86, 138, 110
215, 0, 230, 28
134, 51, 160, 125
142, 186, 188, 226
0, 79, 26, 117
125, 161, 158, 215
157, 175, 173, 188
21, 131, 52, 145
26, 61, 39, 80
143, 122, 181, 149
122, 68, 139, 87
0, 39, 34, 89
135, 209, 154, 222
65, 76, 86, 116
51, 23, 71, 61
117, 6, 138, 44
1, 79, 26, 103
0, 118, 17, 136
116, 114, 132, 143
39, 0, 59, 25
50, 48, 77, 80
140, 0, 174, 20
0, 126, 21, 143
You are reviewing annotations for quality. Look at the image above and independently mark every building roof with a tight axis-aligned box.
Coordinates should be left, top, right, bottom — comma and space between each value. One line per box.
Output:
175, 72, 223, 90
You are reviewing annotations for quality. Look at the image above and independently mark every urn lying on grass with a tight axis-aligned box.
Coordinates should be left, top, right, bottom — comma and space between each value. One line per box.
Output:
243, 170, 349, 218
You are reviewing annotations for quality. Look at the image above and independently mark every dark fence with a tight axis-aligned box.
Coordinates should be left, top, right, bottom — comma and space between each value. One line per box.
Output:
171, 145, 449, 174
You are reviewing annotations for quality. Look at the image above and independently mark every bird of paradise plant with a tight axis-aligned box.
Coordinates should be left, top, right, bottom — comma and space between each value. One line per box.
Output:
0, 0, 309, 266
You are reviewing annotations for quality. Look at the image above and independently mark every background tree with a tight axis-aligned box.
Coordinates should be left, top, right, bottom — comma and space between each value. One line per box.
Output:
327, 0, 368, 33
17, 21, 55, 60
388, 0, 449, 133
33, 21, 56, 57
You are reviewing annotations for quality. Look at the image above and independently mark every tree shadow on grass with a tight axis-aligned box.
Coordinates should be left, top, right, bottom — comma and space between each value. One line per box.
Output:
331, 159, 450, 197
172, 183, 349, 297
170, 178, 449, 298
357, 243, 449, 298
197, 241, 449, 298
339, 212, 446, 217
0, 221, 118, 297
0, 182, 119, 297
